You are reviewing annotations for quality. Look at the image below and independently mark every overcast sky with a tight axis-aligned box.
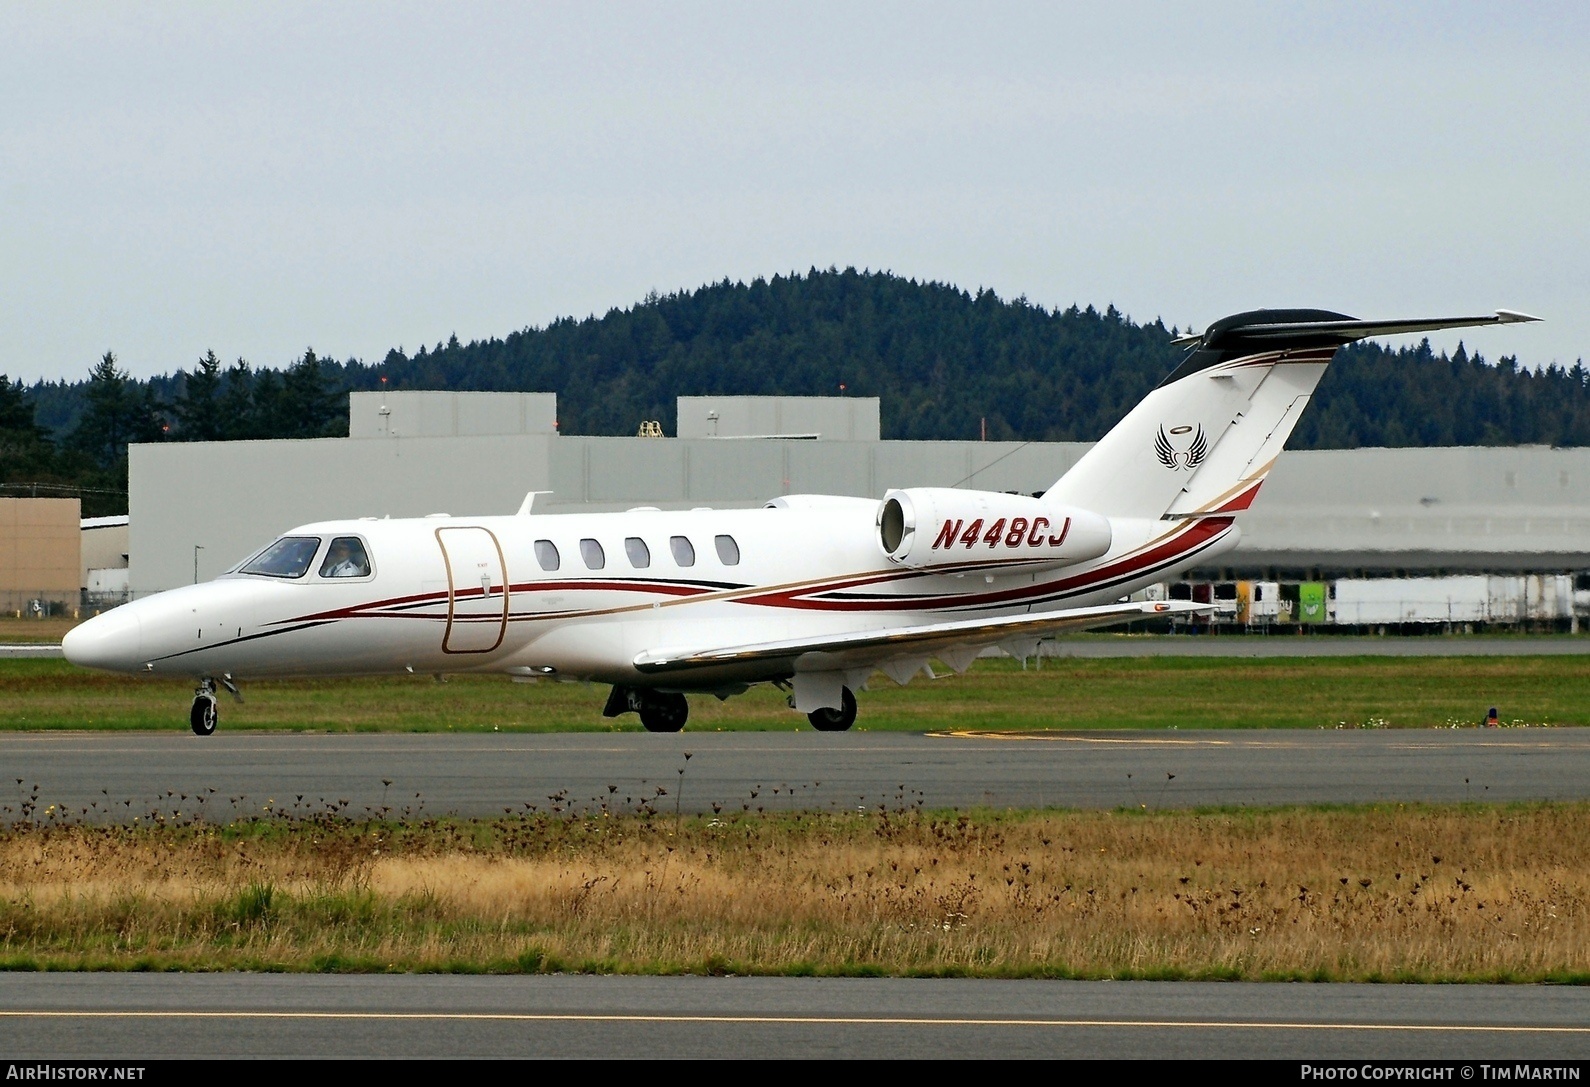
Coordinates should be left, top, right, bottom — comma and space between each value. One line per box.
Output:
2, 1, 1584, 384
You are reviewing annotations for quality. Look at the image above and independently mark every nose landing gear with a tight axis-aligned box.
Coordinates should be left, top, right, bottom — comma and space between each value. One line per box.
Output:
189, 675, 243, 736
190, 679, 218, 736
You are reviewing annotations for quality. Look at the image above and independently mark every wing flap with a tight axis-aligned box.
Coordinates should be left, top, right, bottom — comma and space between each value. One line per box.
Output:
632, 600, 1209, 675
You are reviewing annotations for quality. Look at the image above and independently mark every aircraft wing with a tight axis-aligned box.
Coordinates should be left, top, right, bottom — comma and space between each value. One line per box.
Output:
633, 599, 1209, 677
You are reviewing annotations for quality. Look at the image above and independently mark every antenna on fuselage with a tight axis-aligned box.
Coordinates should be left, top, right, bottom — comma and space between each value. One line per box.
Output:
517, 490, 553, 516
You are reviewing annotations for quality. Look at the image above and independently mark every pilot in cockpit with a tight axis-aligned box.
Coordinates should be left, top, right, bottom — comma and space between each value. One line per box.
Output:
320, 537, 371, 578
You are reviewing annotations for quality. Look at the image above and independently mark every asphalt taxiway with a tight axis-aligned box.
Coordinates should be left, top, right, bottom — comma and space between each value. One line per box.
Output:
0, 728, 1585, 821
1, 974, 1587, 1060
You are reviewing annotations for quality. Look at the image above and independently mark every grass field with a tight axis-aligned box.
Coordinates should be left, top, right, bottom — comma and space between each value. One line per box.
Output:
2, 803, 1585, 981
0, 617, 78, 644
1, 653, 1587, 732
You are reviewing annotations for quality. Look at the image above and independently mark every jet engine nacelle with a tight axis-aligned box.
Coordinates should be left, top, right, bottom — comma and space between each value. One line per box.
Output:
876, 487, 1113, 571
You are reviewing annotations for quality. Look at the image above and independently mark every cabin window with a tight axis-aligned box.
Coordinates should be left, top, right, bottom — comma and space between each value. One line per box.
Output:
714, 534, 740, 565
580, 538, 606, 570
241, 536, 321, 579
533, 539, 560, 572
625, 537, 650, 568
318, 537, 372, 578
670, 535, 695, 567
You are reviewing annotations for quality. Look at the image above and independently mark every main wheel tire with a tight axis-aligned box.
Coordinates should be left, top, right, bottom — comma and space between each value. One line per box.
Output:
190, 694, 218, 736
638, 691, 688, 733
807, 686, 858, 732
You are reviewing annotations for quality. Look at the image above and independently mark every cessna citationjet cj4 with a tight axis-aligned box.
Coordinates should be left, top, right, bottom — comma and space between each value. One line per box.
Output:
64, 308, 1538, 735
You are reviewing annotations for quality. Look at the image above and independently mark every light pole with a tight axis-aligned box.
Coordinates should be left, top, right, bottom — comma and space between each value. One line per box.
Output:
193, 545, 204, 584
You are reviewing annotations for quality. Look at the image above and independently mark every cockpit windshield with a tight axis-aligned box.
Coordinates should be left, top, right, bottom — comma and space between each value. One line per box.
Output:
240, 536, 322, 579
318, 536, 372, 578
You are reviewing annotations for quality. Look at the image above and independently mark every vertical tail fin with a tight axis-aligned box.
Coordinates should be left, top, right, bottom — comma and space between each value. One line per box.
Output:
1042, 308, 1539, 521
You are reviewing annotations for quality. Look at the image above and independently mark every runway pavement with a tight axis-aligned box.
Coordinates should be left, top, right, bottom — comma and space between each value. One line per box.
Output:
1, 974, 1586, 1059
0, 644, 61, 658
2, 728, 1587, 821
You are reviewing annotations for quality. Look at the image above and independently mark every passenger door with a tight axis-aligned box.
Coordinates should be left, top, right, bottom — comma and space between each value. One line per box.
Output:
435, 526, 508, 653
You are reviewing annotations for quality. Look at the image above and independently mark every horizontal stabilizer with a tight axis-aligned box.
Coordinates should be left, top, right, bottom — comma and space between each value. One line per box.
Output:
1170, 309, 1541, 351
633, 600, 1208, 675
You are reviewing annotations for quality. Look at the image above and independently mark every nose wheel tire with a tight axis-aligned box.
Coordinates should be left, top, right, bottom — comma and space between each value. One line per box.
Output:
807, 686, 858, 732
638, 692, 688, 733
190, 694, 218, 736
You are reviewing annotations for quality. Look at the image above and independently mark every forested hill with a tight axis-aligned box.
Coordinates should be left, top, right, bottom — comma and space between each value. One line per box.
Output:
322, 270, 1587, 447
354, 272, 1179, 441
11, 269, 1590, 491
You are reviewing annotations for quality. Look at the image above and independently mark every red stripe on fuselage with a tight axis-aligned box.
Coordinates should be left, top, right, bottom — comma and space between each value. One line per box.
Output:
736, 517, 1235, 612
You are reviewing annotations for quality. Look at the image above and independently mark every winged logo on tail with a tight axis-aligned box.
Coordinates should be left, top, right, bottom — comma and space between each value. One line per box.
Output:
1154, 424, 1207, 471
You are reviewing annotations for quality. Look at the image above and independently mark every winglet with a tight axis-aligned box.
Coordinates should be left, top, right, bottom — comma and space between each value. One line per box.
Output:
1495, 309, 1542, 324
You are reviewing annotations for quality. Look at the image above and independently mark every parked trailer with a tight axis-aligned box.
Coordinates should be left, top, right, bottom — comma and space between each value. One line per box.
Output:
1525, 574, 1575, 621
1237, 581, 1282, 624
1330, 575, 1573, 626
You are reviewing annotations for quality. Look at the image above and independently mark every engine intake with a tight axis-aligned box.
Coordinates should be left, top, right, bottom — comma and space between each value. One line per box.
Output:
876, 488, 1112, 571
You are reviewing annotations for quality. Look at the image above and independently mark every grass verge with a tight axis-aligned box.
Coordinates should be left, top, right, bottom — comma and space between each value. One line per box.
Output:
2, 803, 1587, 981
2, 654, 1588, 731
0, 618, 77, 644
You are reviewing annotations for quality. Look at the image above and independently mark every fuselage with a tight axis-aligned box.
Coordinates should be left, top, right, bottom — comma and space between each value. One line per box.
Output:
63, 497, 1238, 691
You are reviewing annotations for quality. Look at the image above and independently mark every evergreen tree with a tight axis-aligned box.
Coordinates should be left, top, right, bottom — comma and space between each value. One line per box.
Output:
175, 350, 224, 441
68, 352, 165, 467
0, 374, 56, 482
69, 353, 133, 466
0, 374, 43, 437
249, 368, 287, 439
281, 348, 344, 438
216, 359, 256, 440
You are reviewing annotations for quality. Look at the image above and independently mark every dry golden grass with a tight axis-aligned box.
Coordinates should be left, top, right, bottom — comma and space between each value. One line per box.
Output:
2, 805, 1587, 980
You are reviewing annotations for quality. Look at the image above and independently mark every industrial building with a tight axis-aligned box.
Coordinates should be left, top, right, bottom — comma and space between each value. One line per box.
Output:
123, 391, 1590, 628
0, 501, 128, 618
81, 515, 129, 600
0, 497, 81, 616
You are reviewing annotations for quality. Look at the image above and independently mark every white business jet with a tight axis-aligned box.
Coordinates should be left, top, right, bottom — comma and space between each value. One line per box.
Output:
64, 308, 1538, 735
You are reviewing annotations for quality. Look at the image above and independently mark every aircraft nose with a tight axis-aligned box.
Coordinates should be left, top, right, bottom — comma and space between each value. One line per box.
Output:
62, 607, 143, 672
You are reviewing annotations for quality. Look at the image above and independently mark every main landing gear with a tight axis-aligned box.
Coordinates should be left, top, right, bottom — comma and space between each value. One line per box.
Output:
190, 679, 218, 736
603, 686, 690, 733
807, 686, 858, 732
604, 683, 858, 733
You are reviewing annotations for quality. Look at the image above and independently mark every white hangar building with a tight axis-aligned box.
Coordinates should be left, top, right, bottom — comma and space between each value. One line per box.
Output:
129, 392, 1590, 616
